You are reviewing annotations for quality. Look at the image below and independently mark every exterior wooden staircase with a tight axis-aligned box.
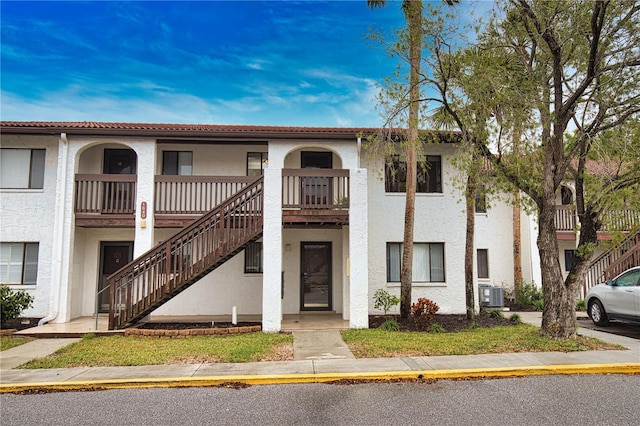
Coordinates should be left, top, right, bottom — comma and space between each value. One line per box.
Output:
108, 176, 263, 329
582, 230, 640, 297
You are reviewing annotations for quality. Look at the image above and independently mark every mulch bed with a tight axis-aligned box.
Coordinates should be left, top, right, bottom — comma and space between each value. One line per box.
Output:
1, 317, 43, 332
369, 311, 518, 332
137, 322, 261, 330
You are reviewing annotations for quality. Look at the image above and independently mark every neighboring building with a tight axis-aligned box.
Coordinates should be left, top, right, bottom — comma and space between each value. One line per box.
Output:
1, 121, 540, 331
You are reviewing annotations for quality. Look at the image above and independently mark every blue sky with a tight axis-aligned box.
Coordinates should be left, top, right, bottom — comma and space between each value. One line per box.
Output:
1, 1, 489, 127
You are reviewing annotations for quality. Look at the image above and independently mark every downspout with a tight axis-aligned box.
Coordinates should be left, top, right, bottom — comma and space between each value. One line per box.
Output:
39, 133, 69, 326
356, 137, 362, 168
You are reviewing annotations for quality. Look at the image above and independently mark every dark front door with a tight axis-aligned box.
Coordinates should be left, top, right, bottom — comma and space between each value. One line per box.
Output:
301, 151, 332, 208
300, 242, 332, 310
99, 242, 133, 313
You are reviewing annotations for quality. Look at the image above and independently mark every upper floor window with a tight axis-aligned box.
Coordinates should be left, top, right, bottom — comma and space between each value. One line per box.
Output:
0, 242, 39, 285
0, 149, 45, 189
475, 187, 487, 213
162, 151, 193, 175
387, 242, 445, 283
247, 152, 268, 176
385, 155, 442, 193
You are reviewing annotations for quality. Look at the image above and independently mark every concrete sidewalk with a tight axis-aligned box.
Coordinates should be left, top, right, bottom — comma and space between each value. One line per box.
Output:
1, 312, 639, 391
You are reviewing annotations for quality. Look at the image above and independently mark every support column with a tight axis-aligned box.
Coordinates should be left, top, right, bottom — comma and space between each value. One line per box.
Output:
348, 168, 368, 328
262, 168, 283, 332
133, 143, 156, 257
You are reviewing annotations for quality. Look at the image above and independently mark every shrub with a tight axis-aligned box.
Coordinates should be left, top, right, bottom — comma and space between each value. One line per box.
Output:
428, 323, 446, 333
373, 289, 401, 315
532, 299, 544, 312
515, 282, 544, 311
487, 308, 504, 318
575, 299, 586, 311
0, 286, 34, 328
509, 313, 521, 323
379, 318, 400, 331
410, 297, 439, 328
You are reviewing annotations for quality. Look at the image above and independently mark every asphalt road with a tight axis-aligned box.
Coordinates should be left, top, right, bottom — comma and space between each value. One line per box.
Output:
2, 375, 639, 425
577, 316, 640, 339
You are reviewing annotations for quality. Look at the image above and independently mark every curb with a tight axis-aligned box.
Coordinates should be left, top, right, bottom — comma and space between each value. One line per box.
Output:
2, 363, 639, 393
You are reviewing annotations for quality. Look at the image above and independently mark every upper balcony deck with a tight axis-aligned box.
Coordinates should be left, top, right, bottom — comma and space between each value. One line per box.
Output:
74, 169, 350, 228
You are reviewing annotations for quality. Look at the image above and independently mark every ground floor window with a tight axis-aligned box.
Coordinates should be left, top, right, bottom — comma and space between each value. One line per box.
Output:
244, 241, 263, 273
386, 242, 445, 282
0, 242, 39, 285
564, 249, 576, 271
477, 249, 489, 278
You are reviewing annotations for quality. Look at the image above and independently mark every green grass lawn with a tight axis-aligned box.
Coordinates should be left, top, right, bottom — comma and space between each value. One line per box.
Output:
0, 335, 34, 352
16, 324, 623, 369
21, 332, 294, 369
341, 324, 622, 358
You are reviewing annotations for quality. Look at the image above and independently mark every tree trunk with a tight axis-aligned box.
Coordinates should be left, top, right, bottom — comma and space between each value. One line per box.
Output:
399, 0, 423, 319
464, 171, 476, 320
539, 186, 576, 339
513, 192, 523, 292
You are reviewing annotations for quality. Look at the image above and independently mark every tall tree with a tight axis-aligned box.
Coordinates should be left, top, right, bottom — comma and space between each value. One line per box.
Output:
367, 0, 458, 319
451, 1, 640, 338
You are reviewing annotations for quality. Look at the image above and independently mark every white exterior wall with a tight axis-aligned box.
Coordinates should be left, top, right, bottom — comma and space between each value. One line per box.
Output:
365, 145, 468, 315
0, 134, 59, 318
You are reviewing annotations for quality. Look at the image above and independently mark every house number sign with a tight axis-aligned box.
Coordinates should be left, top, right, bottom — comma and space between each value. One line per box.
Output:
141, 201, 147, 219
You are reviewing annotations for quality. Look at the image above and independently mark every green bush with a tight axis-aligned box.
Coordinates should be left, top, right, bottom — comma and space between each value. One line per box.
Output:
428, 323, 446, 333
379, 318, 400, 331
373, 288, 401, 315
487, 308, 504, 318
575, 299, 586, 311
0, 286, 34, 328
509, 313, 522, 323
515, 282, 544, 311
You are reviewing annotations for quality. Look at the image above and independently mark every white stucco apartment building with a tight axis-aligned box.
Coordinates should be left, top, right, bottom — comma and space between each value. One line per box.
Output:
0, 122, 537, 331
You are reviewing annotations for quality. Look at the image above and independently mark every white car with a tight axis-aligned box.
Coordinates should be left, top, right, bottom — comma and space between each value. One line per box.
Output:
585, 266, 640, 326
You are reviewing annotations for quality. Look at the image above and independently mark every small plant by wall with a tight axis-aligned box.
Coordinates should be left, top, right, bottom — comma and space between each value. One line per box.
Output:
373, 288, 401, 316
0, 286, 34, 328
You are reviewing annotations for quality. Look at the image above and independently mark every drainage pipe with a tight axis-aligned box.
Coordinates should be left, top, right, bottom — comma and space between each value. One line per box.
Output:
39, 133, 69, 326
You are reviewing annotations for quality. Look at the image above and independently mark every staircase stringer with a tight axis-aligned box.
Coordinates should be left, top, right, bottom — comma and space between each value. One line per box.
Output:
108, 176, 263, 329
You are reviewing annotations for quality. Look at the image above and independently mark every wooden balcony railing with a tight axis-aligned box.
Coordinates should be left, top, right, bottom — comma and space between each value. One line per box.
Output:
155, 176, 256, 214
555, 205, 576, 232
75, 174, 136, 214
282, 169, 349, 210
555, 205, 640, 233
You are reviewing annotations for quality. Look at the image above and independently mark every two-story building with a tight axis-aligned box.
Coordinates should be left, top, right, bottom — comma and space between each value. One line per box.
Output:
0, 122, 538, 331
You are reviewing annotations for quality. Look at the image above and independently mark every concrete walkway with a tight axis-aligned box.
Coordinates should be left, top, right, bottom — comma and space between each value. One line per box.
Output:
1, 312, 638, 391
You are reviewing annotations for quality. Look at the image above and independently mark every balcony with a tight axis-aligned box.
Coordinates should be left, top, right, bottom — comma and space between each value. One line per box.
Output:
74, 171, 350, 228
75, 174, 136, 227
282, 169, 349, 226
555, 205, 640, 239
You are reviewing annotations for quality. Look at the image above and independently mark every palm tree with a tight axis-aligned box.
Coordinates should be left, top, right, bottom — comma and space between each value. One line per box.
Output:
368, 0, 457, 318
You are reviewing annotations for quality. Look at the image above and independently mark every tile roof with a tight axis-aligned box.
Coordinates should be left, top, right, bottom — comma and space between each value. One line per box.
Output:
0, 121, 379, 139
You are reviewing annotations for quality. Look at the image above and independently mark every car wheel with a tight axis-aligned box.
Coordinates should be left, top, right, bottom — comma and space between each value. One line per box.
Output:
588, 299, 609, 326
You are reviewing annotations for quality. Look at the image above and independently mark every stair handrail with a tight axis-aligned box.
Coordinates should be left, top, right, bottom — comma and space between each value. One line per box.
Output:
108, 176, 263, 329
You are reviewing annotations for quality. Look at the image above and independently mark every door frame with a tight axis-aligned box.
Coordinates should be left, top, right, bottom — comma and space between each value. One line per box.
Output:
300, 241, 332, 311
98, 241, 134, 313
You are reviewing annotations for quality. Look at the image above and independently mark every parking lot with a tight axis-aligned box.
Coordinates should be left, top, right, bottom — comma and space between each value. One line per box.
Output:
577, 316, 640, 340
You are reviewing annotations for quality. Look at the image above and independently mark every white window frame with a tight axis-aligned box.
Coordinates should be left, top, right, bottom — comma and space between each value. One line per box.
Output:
386, 242, 445, 283
0, 242, 39, 285
0, 148, 46, 189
